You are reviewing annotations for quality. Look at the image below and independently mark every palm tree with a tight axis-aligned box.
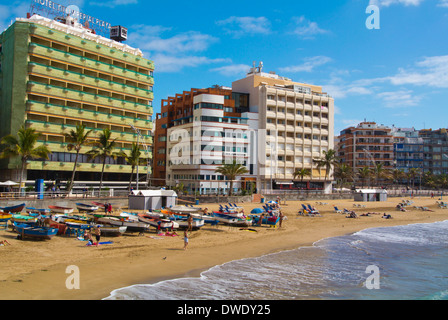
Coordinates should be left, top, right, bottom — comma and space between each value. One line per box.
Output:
0, 125, 51, 191
357, 166, 372, 188
64, 124, 93, 193
407, 167, 421, 189
334, 163, 353, 192
86, 128, 119, 195
390, 168, 405, 189
121, 142, 145, 192
215, 160, 249, 196
373, 162, 387, 187
313, 149, 338, 182
293, 168, 311, 182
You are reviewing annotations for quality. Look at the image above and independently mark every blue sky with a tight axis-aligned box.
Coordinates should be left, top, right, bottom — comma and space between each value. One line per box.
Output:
1, 0, 448, 134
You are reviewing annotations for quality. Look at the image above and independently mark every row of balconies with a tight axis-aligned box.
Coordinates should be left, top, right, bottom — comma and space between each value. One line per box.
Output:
28, 62, 153, 100
25, 120, 153, 144
29, 23, 155, 71
29, 42, 154, 85
27, 160, 150, 174
27, 81, 153, 114
27, 100, 153, 131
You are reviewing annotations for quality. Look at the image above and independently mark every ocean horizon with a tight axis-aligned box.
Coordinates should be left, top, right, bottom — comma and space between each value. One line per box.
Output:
104, 220, 448, 300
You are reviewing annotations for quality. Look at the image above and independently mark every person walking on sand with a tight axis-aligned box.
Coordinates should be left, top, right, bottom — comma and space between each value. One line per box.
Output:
279, 211, 284, 228
183, 230, 189, 250
95, 226, 101, 247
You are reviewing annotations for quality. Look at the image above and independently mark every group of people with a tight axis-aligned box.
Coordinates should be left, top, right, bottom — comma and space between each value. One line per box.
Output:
83, 226, 102, 247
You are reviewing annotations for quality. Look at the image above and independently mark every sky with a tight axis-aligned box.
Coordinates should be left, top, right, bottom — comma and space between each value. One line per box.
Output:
1, 0, 448, 135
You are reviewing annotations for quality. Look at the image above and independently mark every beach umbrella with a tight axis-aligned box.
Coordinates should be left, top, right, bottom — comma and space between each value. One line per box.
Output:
267, 201, 277, 204
251, 208, 264, 214
0, 181, 19, 186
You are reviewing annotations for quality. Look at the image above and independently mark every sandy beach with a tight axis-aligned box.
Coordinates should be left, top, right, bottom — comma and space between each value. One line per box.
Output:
0, 196, 447, 300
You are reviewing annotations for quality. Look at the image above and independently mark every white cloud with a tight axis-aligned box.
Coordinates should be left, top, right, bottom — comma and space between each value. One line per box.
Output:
127, 24, 224, 73
369, 0, 426, 7
216, 16, 271, 37
151, 54, 229, 73
377, 90, 423, 107
279, 56, 332, 73
210, 64, 251, 77
91, 0, 137, 7
386, 55, 448, 88
291, 16, 328, 39
438, 0, 448, 7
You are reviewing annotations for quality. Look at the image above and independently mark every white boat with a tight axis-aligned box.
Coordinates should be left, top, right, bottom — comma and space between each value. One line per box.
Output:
137, 213, 179, 229
212, 212, 253, 227
97, 217, 149, 233
97, 225, 127, 237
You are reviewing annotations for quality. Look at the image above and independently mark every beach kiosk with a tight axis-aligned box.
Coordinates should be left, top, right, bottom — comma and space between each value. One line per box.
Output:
128, 190, 178, 211
354, 189, 388, 202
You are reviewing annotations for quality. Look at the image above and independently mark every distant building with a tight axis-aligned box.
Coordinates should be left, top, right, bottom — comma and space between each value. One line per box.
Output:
337, 122, 394, 171
391, 127, 424, 173
419, 128, 448, 175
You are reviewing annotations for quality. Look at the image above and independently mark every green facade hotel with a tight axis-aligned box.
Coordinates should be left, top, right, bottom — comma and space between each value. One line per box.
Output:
0, 14, 154, 190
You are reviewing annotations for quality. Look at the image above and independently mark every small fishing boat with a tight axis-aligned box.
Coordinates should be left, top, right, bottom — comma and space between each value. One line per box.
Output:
138, 213, 179, 230
212, 212, 253, 227
14, 222, 58, 240
76, 203, 99, 213
96, 225, 127, 237
49, 206, 74, 214
0, 203, 25, 213
251, 215, 280, 226
0, 213, 12, 222
168, 214, 205, 230
11, 214, 37, 224
49, 221, 67, 235
26, 207, 51, 215
97, 217, 150, 233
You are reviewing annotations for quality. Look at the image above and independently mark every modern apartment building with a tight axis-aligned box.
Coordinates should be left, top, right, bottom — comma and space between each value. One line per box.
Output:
419, 128, 448, 175
391, 127, 424, 174
154, 86, 254, 194
337, 122, 394, 172
0, 14, 154, 189
232, 64, 335, 193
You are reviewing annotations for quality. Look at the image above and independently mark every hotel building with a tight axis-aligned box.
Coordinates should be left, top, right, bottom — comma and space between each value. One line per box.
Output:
391, 127, 424, 174
232, 65, 335, 193
0, 14, 154, 189
154, 86, 253, 195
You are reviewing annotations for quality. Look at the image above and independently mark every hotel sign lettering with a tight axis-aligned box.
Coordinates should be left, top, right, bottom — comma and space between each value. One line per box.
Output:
30, 0, 111, 33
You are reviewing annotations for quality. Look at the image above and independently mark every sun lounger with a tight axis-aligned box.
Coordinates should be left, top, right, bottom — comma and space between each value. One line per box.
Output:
334, 207, 342, 213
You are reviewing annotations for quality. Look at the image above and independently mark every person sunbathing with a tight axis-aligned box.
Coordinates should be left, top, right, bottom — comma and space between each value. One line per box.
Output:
382, 213, 393, 219
346, 211, 358, 218
0, 240, 11, 246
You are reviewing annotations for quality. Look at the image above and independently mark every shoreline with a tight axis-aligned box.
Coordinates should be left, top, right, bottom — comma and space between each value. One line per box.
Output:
1, 197, 447, 300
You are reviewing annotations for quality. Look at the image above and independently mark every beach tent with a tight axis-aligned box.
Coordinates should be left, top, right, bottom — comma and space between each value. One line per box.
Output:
251, 208, 264, 214
354, 189, 387, 202
128, 189, 177, 211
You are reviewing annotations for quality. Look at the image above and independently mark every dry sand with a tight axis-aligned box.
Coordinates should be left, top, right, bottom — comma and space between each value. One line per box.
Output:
0, 197, 447, 300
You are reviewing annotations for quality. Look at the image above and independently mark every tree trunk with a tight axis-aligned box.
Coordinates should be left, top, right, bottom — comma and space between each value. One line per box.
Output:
99, 158, 106, 196
129, 166, 135, 191
69, 151, 80, 192
19, 158, 25, 196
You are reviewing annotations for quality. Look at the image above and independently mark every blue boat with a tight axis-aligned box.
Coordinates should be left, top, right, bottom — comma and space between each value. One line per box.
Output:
14, 222, 58, 240
26, 207, 51, 216
0, 203, 25, 213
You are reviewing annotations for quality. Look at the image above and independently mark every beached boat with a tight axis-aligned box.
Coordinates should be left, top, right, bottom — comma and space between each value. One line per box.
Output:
11, 214, 37, 224
212, 212, 253, 227
138, 213, 180, 230
0, 213, 12, 222
168, 214, 205, 230
14, 223, 58, 240
97, 216, 150, 233
49, 221, 67, 235
49, 205, 74, 214
26, 207, 51, 216
0, 203, 25, 213
97, 225, 127, 237
76, 203, 99, 212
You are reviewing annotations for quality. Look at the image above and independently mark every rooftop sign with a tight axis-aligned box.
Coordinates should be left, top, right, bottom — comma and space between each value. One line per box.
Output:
29, 0, 111, 37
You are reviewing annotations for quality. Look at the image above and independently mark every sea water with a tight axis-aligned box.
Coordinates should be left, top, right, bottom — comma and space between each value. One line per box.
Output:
104, 220, 448, 300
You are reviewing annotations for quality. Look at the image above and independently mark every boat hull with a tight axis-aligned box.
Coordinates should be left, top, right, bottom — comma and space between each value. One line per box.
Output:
49, 206, 74, 214
14, 223, 58, 240
0, 203, 25, 213
97, 217, 149, 233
